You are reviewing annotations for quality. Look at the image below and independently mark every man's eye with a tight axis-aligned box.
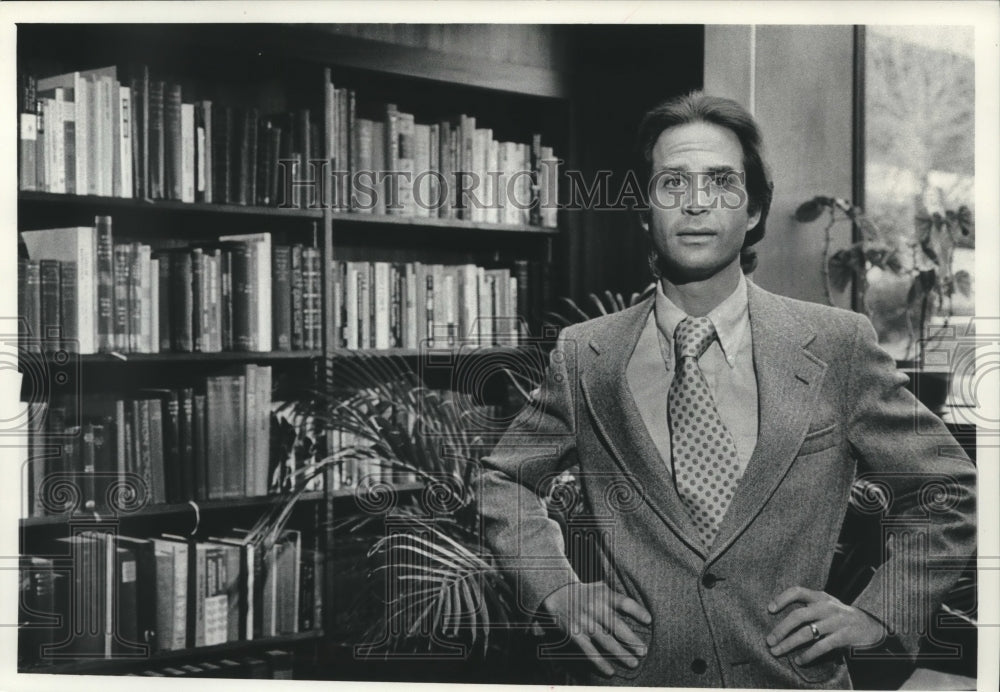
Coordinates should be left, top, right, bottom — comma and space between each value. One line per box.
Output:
661, 176, 684, 188
711, 172, 733, 187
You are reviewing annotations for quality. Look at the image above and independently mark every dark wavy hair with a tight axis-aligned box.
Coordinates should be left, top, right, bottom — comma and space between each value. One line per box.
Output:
635, 91, 774, 253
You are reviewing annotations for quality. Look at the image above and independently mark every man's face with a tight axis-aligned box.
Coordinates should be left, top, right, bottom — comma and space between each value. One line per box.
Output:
646, 121, 761, 283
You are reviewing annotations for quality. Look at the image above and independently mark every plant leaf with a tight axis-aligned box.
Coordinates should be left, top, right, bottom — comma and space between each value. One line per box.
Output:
954, 270, 972, 297
827, 249, 856, 292
794, 197, 826, 222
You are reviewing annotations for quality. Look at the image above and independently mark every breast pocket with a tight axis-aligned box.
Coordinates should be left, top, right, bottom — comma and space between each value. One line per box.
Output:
798, 422, 841, 456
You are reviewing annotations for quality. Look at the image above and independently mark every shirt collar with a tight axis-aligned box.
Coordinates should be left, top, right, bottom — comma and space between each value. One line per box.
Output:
653, 272, 750, 366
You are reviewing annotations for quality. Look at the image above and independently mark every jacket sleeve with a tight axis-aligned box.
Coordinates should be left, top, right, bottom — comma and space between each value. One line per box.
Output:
843, 313, 977, 656
477, 329, 583, 618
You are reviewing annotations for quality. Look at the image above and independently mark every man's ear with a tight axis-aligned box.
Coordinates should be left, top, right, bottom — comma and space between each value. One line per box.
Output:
746, 206, 762, 232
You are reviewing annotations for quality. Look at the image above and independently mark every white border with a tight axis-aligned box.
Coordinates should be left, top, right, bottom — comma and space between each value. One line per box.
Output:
0, 3, 996, 692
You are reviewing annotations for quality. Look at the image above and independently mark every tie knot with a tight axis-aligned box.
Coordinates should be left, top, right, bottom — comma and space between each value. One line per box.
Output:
674, 316, 717, 359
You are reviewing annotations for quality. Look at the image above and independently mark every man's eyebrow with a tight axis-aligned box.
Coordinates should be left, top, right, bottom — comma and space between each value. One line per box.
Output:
652, 165, 740, 174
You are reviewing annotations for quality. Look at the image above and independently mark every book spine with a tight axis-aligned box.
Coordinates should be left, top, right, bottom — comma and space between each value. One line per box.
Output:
224, 375, 246, 499
17, 110, 37, 192
373, 262, 390, 349
164, 83, 182, 200
243, 365, 257, 498
272, 245, 292, 351
205, 378, 225, 500
229, 244, 252, 351
62, 99, 76, 195
147, 398, 166, 504
134, 399, 153, 501
181, 102, 195, 202
157, 255, 172, 351
220, 251, 232, 351
119, 86, 133, 198
237, 108, 251, 206
59, 261, 78, 353
148, 80, 165, 199
95, 216, 115, 351
207, 250, 221, 352
190, 248, 205, 352
39, 259, 61, 349
289, 245, 304, 350
305, 247, 321, 351
245, 109, 259, 206
139, 244, 152, 353
213, 105, 232, 205
202, 100, 213, 203
21, 260, 43, 353
128, 243, 142, 352
171, 252, 193, 353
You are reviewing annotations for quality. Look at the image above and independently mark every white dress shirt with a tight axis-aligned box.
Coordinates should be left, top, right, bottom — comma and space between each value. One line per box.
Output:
625, 273, 759, 475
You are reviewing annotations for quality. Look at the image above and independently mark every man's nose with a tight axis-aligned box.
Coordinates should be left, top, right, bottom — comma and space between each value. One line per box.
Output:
681, 186, 712, 215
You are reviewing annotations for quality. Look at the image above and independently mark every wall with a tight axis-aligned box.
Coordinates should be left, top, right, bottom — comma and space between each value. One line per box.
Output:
705, 25, 855, 308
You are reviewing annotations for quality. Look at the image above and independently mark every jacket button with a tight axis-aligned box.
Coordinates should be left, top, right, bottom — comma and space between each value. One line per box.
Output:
691, 658, 708, 674
702, 573, 719, 588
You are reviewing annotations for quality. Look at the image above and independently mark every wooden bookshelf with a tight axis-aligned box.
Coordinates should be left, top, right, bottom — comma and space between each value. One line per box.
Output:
23, 630, 323, 676
60, 350, 322, 364
16, 21, 570, 680
20, 483, 424, 530
19, 190, 326, 219
20, 192, 558, 235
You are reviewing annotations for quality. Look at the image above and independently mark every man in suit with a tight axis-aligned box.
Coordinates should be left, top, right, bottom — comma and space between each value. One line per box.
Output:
477, 92, 976, 687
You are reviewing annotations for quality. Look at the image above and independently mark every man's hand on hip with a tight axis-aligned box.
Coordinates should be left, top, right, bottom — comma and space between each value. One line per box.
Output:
765, 586, 888, 665
541, 581, 652, 677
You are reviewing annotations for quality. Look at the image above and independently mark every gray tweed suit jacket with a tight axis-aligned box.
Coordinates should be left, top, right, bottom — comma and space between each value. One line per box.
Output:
478, 280, 977, 688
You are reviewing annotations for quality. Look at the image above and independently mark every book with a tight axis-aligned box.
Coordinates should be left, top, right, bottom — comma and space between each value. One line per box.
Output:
272, 245, 292, 351
290, 245, 304, 350
148, 80, 165, 199
118, 85, 133, 198
37, 260, 61, 349
181, 102, 195, 202
218, 233, 271, 351
95, 216, 115, 351
21, 226, 97, 354
150, 537, 188, 651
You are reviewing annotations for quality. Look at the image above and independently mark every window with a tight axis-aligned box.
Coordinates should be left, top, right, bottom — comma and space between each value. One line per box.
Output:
861, 25, 975, 372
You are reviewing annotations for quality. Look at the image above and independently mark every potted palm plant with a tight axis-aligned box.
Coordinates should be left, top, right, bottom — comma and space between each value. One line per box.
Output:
794, 195, 974, 412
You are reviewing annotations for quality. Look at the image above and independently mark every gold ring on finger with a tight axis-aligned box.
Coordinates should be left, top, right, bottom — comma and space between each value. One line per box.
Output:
809, 623, 822, 640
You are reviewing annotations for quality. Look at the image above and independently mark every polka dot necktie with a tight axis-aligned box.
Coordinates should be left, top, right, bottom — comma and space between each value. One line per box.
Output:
668, 316, 741, 549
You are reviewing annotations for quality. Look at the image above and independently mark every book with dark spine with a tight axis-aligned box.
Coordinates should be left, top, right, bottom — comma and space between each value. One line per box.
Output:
226, 242, 253, 351
212, 105, 233, 205
58, 261, 78, 353
178, 387, 195, 501
164, 83, 183, 200
147, 80, 165, 199
113, 535, 158, 651
195, 100, 213, 203
127, 243, 142, 352
271, 245, 292, 351
19, 259, 42, 353
222, 375, 246, 499
289, 245, 304, 350
204, 377, 226, 500
155, 253, 171, 352
128, 65, 149, 199
170, 252, 193, 352
95, 216, 115, 352
38, 259, 61, 350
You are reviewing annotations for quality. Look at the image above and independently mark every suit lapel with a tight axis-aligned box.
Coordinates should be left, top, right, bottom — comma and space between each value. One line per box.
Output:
707, 282, 828, 560
580, 298, 707, 557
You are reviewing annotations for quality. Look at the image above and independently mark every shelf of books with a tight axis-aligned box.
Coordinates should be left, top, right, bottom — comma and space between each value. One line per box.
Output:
17, 23, 566, 678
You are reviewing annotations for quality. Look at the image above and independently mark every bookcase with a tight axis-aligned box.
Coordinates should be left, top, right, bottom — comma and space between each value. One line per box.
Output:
16, 23, 569, 679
